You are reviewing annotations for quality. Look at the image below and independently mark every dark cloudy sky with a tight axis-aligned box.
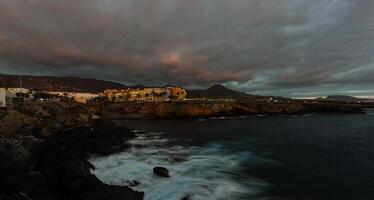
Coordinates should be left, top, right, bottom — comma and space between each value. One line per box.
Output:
0, 0, 373, 97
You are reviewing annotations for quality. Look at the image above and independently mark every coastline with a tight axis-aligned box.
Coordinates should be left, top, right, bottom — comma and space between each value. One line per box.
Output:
1, 100, 373, 199
88, 100, 373, 120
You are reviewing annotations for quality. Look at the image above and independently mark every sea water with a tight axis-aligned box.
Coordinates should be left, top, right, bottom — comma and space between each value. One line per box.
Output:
90, 114, 374, 200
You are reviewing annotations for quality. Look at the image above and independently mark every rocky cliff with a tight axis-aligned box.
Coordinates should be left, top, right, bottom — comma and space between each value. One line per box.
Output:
0, 100, 92, 137
89, 100, 369, 119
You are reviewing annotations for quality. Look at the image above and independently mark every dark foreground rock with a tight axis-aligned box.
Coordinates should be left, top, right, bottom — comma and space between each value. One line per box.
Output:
0, 100, 92, 138
127, 180, 141, 187
153, 166, 170, 178
0, 120, 144, 200
181, 195, 191, 200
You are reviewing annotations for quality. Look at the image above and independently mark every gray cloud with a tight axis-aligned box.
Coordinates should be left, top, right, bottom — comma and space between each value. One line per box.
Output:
0, 0, 374, 97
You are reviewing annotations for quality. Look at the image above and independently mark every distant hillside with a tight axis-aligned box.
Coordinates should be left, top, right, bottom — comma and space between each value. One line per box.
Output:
325, 95, 360, 102
0, 74, 127, 93
187, 84, 265, 100
0, 74, 291, 101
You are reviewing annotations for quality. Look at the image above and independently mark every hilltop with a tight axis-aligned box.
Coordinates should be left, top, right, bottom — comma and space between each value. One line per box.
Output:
0, 74, 127, 93
325, 95, 360, 101
188, 84, 289, 101
188, 84, 259, 100
314, 95, 374, 103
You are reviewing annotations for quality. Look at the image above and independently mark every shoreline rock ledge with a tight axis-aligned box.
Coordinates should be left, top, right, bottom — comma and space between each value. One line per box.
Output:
0, 119, 144, 200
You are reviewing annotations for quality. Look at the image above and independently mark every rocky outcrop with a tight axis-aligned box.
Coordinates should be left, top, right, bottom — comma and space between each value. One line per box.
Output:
181, 195, 191, 200
0, 100, 92, 137
89, 100, 370, 119
153, 167, 170, 178
0, 120, 143, 200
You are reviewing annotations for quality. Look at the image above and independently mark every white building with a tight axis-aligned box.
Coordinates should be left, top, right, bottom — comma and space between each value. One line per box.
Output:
46, 92, 99, 104
7, 88, 30, 95
67, 92, 99, 99
0, 88, 6, 107
69, 93, 99, 104
7, 88, 34, 99
0, 88, 17, 107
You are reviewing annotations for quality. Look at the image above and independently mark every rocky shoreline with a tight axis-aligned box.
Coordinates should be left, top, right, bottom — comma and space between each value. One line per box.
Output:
0, 101, 143, 200
89, 100, 373, 119
1, 99, 373, 200
0, 119, 144, 200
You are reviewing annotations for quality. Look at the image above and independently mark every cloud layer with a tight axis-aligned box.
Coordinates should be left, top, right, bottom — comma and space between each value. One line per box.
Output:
0, 0, 373, 97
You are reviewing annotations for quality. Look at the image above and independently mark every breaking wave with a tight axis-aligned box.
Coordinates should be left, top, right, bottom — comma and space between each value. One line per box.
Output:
90, 131, 268, 200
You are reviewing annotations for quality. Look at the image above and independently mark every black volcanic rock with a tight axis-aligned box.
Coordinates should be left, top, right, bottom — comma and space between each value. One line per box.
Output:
127, 180, 141, 187
153, 166, 170, 178
181, 195, 191, 200
0, 120, 143, 200
51, 120, 134, 156
36, 120, 144, 200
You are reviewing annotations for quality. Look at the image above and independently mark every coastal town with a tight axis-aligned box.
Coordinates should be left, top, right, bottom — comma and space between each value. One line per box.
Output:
0, 84, 188, 107
103, 86, 187, 102
2, 79, 374, 108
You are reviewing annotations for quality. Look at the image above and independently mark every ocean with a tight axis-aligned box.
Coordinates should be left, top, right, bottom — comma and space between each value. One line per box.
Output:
90, 113, 374, 200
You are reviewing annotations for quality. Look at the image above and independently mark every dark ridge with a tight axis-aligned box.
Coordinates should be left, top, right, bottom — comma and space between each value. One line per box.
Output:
325, 95, 360, 101
128, 84, 146, 89
0, 74, 127, 93
187, 84, 265, 100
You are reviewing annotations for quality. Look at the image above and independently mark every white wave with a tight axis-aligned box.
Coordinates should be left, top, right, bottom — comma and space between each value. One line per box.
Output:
127, 132, 172, 146
197, 116, 251, 122
90, 133, 268, 200
131, 129, 146, 133
365, 108, 374, 115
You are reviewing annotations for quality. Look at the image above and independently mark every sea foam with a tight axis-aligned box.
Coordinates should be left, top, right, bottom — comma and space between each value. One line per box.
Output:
90, 132, 267, 200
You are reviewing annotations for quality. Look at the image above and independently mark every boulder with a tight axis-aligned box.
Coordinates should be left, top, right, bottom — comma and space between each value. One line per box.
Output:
153, 166, 170, 178
181, 194, 191, 200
